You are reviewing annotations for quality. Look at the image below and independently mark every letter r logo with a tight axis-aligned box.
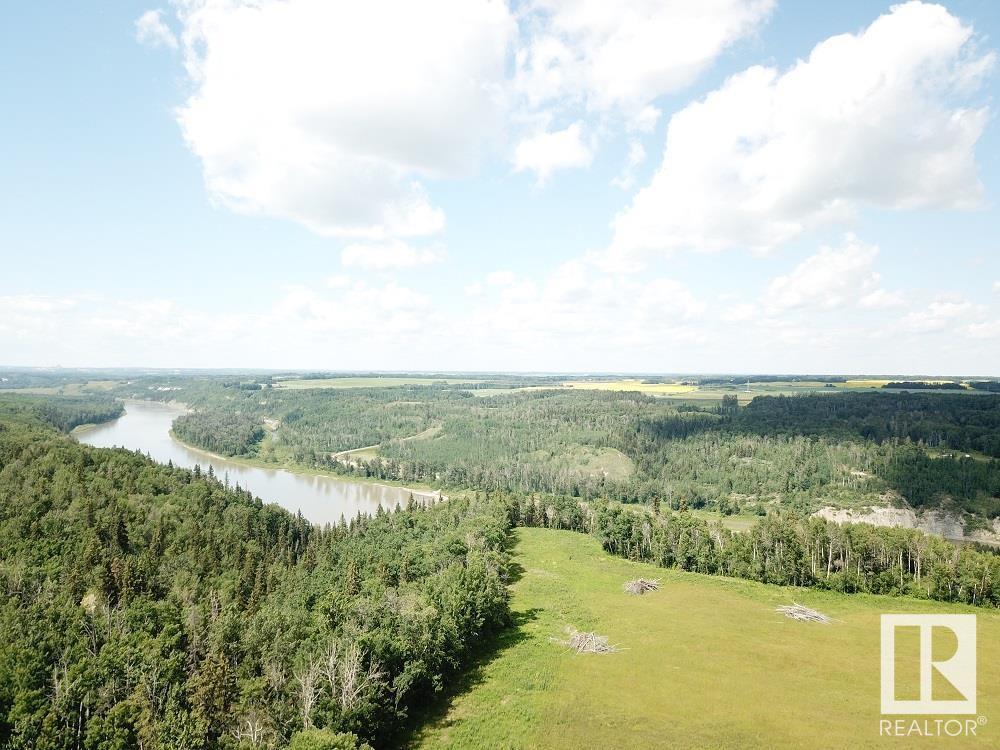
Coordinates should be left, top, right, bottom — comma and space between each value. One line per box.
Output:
880, 614, 976, 715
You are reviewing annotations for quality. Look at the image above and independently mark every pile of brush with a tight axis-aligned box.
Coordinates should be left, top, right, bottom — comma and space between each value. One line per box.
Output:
623, 578, 660, 595
557, 628, 620, 654
775, 602, 832, 624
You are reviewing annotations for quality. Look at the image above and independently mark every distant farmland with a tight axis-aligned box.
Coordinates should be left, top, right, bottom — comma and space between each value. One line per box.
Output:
272, 376, 487, 389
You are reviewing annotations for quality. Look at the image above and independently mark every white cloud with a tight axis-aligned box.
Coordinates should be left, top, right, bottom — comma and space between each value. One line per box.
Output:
628, 105, 661, 133
464, 259, 706, 353
340, 240, 445, 271
962, 320, 1000, 339
0, 294, 79, 314
150, 1, 775, 241
764, 236, 887, 311
326, 275, 352, 289
5, 268, 999, 372
174, 0, 515, 238
0, 295, 192, 358
858, 288, 906, 310
720, 303, 757, 323
135, 9, 178, 50
515, 0, 774, 116
607, 1, 993, 266
0, 284, 444, 368
513, 122, 594, 184
486, 270, 518, 287
610, 138, 647, 190
273, 281, 431, 334
901, 298, 981, 333
993, 281, 1000, 293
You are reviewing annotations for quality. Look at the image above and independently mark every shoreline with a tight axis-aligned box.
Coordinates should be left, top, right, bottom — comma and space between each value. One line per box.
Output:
72, 396, 446, 500
168, 428, 446, 500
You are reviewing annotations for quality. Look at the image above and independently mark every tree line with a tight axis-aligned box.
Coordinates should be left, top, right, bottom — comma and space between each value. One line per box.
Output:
508, 495, 1000, 606
0, 394, 123, 432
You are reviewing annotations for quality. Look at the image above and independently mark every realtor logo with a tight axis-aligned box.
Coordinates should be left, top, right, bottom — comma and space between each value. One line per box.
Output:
881, 614, 976, 715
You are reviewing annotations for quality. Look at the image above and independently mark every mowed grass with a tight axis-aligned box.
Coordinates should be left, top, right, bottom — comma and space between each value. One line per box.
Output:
411, 528, 1000, 749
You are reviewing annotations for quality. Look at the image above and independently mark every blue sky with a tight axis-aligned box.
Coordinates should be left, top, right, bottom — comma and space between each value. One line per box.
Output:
2, 0, 999, 374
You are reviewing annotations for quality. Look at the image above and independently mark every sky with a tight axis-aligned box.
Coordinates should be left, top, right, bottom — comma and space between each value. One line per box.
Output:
2, 0, 1000, 375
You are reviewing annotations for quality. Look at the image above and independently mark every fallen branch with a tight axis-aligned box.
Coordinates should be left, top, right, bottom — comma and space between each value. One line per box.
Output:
775, 602, 832, 624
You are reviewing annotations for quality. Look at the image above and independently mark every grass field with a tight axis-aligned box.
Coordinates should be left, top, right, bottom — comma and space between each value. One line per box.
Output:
926, 446, 994, 462
272, 377, 487, 389
687, 508, 760, 532
6, 379, 122, 395
269, 377, 981, 398
558, 380, 699, 395
411, 528, 999, 749
518, 379, 898, 402
267, 377, 972, 400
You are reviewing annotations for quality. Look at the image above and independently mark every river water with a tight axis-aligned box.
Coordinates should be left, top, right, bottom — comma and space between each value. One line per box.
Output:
74, 400, 439, 525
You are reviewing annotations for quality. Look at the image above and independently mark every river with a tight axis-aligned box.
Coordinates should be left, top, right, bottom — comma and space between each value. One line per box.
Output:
74, 400, 440, 525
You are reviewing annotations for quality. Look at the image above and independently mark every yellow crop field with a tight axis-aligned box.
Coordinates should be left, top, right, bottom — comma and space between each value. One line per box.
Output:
559, 380, 699, 395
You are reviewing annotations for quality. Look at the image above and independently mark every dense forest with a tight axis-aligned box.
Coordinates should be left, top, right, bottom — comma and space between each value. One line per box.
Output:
124, 383, 1000, 521
968, 380, 1000, 393
173, 410, 266, 457
731, 392, 1000, 457
165, 385, 451, 462
0, 400, 511, 749
882, 381, 966, 390
0, 394, 124, 432
356, 391, 1000, 518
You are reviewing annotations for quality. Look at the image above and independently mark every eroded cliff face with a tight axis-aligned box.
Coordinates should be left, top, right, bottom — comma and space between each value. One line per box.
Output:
813, 505, 999, 546
967, 517, 1000, 546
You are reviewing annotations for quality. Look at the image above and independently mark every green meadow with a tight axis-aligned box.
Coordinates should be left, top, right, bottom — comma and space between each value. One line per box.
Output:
411, 528, 1000, 749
